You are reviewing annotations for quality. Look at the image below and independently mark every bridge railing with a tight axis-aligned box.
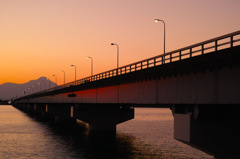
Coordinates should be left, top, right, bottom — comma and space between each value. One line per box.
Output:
21, 30, 240, 98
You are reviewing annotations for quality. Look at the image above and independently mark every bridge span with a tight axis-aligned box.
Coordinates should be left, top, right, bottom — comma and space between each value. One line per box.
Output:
13, 30, 240, 158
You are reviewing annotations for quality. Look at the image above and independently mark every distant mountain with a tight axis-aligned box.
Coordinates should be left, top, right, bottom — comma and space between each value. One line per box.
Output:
0, 77, 57, 100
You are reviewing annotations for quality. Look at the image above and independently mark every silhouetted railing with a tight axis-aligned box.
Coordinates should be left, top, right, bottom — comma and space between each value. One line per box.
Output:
19, 30, 240, 98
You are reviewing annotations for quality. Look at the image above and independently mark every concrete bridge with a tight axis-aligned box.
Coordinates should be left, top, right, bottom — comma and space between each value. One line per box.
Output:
13, 30, 240, 158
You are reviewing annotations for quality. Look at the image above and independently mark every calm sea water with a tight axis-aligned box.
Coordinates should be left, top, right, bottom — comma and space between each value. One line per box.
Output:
0, 105, 213, 159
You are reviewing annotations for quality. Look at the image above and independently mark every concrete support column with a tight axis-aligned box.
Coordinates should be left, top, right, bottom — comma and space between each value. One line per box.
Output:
45, 104, 76, 124
39, 105, 55, 122
14, 103, 134, 133
74, 105, 134, 133
172, 104, 240, 158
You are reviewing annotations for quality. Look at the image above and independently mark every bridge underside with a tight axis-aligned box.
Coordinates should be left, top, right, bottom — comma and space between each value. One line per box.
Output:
173, 104, 240, 158
15, 103, 134, 133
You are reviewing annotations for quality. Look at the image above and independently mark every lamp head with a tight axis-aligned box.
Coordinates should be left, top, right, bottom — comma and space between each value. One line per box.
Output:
111, 43, 115, 45
154, 19, 160, 22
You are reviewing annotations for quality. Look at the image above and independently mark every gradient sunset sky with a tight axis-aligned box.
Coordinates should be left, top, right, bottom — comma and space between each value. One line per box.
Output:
1, 0, 240, 85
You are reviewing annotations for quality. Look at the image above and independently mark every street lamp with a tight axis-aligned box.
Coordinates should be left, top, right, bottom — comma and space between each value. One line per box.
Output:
111, 43, 119, 69
86, 56, 93, 76
60, 70, 65, 84
71, 65, 77, 84
53, 75, 57, 85
154, 19, 166, 55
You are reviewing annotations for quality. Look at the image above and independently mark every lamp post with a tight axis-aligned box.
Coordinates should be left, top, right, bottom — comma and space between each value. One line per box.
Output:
53, 75, 57, 86
86, 56, 93, 76
71, 65, 77, 84
111, 43, 119, 69
61, 70, 65, 84
154, 19, 166, 55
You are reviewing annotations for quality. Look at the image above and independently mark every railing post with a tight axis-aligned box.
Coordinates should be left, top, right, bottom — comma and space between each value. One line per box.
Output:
230, 36, 233, 48
147, 60, 149, 68
190, 48, 192, 58
154, 58, 156, 66
179, 51, 182, 60
162, 56, 164, 65
141, 62, 142, 69
215, 40, 218, 51
170, 53, 172, 62
130, 65, 132, 73
202, 44, 204, 55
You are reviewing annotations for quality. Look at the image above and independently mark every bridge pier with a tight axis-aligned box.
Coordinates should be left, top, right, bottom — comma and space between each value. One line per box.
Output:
13, 103, 134, 133
172, 104, 240, 158
45, 104, 77, 125
15, 103, 35, 115
73, 105, 134, 133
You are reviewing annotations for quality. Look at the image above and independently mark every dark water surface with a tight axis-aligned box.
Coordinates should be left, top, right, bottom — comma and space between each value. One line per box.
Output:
0, 106, 213, 159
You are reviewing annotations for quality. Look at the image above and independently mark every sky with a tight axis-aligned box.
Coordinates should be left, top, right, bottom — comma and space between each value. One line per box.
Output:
1, 0, 240, 85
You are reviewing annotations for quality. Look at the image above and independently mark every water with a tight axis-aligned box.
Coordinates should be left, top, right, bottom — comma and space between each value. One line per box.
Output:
0, 105, 213, 159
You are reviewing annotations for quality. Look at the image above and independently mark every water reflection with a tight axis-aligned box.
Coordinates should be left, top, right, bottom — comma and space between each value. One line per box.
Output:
0, 106, 213, 159
36, 119, 181, 159
39, 120, 137, 159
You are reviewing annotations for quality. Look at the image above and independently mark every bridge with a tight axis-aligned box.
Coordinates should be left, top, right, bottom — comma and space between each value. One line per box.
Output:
13, 30, 240, 158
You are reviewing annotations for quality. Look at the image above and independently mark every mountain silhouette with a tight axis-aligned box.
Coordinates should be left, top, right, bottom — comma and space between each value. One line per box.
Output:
0, 77, 57, 100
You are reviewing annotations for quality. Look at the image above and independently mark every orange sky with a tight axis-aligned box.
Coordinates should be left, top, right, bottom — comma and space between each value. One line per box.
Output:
1, 0, 240, 85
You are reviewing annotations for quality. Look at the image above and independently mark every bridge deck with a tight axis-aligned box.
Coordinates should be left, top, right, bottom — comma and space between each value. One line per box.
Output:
14, 30, 240, 106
